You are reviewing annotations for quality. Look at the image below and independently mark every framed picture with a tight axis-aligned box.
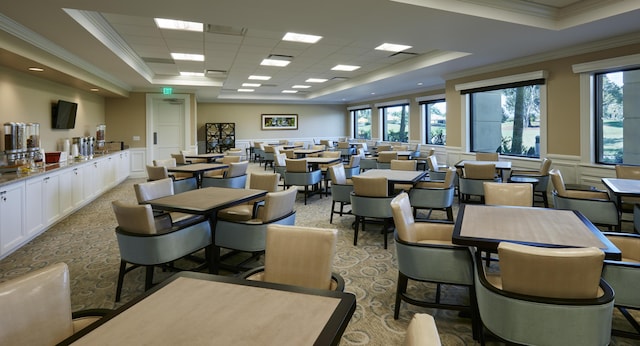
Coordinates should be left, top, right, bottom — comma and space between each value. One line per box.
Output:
261, 114, 298, 130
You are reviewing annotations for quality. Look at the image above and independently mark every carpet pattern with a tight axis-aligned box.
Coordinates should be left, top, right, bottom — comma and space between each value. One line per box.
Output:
0, 162, 639, 345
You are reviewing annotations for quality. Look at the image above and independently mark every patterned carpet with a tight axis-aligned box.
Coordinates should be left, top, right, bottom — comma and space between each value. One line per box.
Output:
0, 162, 639, 345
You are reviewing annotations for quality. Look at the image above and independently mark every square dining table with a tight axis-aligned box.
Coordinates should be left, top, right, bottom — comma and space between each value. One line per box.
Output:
58, 272, 356, 346
455, 160, 512, 181
360, 169, 427, 195
167, 163, 228, 187
452, 204, 621, 260
148, 187, 267, 273
184, 152, 224, 163
294, 148, 324, 158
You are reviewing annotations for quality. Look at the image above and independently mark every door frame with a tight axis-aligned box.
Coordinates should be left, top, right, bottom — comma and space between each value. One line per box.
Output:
145, 93, 191, 164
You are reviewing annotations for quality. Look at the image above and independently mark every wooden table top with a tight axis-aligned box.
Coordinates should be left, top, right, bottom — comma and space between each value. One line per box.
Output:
453, 204, 621, 260
454, 160, 512, 170
148, 187, 266, 215
305, 157, 342, 164
166, 163, 228, 173
61, 272, 356, 346
602, 178, 640, 196
294, 149, 324, 155
360, 169, 426, 183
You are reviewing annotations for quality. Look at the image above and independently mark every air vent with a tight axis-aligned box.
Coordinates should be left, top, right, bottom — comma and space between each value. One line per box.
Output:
388, 51, 418, 58
267, 54, 293, 61
206, 69, 227, 77
331, 77, 349, 81
206, 24, 247, 36
260, 84, 278, 87
142, 57, 175, 64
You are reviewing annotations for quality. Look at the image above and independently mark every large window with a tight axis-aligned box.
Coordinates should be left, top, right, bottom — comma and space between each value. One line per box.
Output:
468, 82, 542, 158
595, 68, 640, 165
381, 104, 409, 142
352, 108, 372, 139
422, 99, 446, 145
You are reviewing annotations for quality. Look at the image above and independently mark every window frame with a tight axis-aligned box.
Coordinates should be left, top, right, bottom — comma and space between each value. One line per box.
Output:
379, 102, 410, 142
351, 107, 372, 140
420, 98, 446, 146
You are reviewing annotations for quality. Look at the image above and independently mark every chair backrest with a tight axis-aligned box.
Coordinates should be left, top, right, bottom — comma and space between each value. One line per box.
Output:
549, 168, 567, 196
376, 144, 392, 152
377, 151, 398, 163
0, 262, 75, 345
285, 159, 308, 172
475, 152, 499, 161
347, 155, 361, 168
392, 144, 408, 151
170, 153, 187, 165
539, 157, 552, 175
280, 149, 295, 159
352, 176, 388, 197
483, 182, 533, 207
225, 161, 249, 178
278, 139, 289, 145
390, 192, 453, 243
112, 201, 158, 234
329, 164, 348, 185
321, 150, 341, 158
337, 142, 350, 149
134, 178, 174, 203
262, 224, 337, 290
221, 156, 242, 164
249, 173, 280, 192
498, 242, 604, 299
390, 159, 416, 171
441, 167, 457, 187
357, 148, 366, 158
464, 163, 496, 179
616, 164, 640, 180
153, 158, 177, 168
264, 145, 276, 153
320, 139, 332, 148
274, 153, 287, 167
311, 144, 326, 151
146, 165, 169, 181
293, 141, 305, 148
256, 186, 298, 222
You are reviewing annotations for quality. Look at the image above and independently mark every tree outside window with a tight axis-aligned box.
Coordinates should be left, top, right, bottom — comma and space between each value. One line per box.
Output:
382, 104, 409, 142
470, 84, 541, 158
423, 100, 446, 145
352, 108, 372, 139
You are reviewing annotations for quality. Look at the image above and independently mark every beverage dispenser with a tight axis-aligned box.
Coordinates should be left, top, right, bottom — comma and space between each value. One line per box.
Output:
3, 122, 27, 165
96, 124, 106, 153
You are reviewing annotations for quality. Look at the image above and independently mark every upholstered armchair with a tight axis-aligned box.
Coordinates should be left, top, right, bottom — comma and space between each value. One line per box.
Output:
111, 201, 212, 301
350, 175, 395, 248
217, 172, 280, 222
602, 232, 640, 339
146, 164, 170, 181
474, 242, 614, 345
458, 163, 500, 203
390, 193, 476, 334
509, 157, 552, 207
242, 225, 345, 291
201, 161, 248, 188
328, 164, 353, 224
253, 142, 265, 165
337, 141, 354, 160
360, 155, 378, 172
204, 155, 241, 177
213, 186, 298, 273
134, 178, 204, 226
483, 182, 533, 207
390, 159, 417, 171
0, 262, 111, 345
344, 154, 361, 178
170, 152, 189, 165
550, 169, 619, 229
426, 155, 448, 180
403, 314, 441, 346
475, 152, 499, 161
284, 158, 322, 204
262, 145, 278, 170
376, 151, 398, 169
375, 144, 392, 153
153, 158, 192, 180
180, 150, 207, 164
408, 167, 456, 221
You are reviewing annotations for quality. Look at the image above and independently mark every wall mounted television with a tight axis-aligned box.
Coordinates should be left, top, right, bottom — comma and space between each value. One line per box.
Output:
51, 100, 78, 129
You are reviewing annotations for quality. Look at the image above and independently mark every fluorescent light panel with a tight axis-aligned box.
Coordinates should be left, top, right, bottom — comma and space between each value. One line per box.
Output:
292, 85, 311, 89
260, 58, 291, 67
332, 64, 360, 71
171, 53, 204, 61
180, 71, 205, 77
154, 18, 203, 32
375, 43, 412, 52
282, 90, 298, 93
238, 89, 254, 92
249, 75, 271, 80
282, 32, 322, 43
306, 78, 327, 83
242, 83, 261, 87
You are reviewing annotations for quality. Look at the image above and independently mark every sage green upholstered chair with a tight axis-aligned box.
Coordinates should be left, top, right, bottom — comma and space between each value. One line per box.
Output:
344, 154, 361, 178
350, 175, 395, 249
510, 157, 552, 207
134, 178, 203, 226
458, 163, 500, 203
328, 164, 353, 224
409, 167, 456, 221
376, 151, 398, 169
284, 158, 322, 205
217, 172, 280, 222
201, 161, 248, 189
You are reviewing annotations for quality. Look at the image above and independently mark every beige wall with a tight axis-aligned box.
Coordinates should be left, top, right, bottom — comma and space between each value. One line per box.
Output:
196, 102, 347, 141
0, 65, 105, 152
105, 92, 146, 148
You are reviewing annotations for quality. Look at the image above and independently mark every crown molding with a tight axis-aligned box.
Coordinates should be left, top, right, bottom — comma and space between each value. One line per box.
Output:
572, 53, 640, 74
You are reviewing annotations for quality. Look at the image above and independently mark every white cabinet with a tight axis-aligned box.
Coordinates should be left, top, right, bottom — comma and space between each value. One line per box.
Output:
59, 168, 74, 215
42, 172, 61, 225
0, 182, 25, 256
83, 160, 103, 200
25, 178, 44, 236
69, 166, 84, 208
25, 171, 62, 235
116, 151, 130, 182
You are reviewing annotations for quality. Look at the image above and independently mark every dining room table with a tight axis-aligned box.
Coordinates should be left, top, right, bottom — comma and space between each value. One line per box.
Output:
57, 271, 356, 346
184, 152, 225, 163
147, 187, 268, 273
167, 163, 228, 188
360, 169, 427, 195
452, 204, 621, 260
294, 148, 324, 158
602, 177, 640, 227
455, 160, 512, 181
305, 156, 343, 171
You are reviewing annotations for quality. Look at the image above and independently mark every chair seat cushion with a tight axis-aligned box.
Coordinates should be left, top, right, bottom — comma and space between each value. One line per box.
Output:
217, 205, 254, 222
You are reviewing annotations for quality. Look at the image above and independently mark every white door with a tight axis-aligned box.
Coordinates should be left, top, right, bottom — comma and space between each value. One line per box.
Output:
146, 94, 190, 163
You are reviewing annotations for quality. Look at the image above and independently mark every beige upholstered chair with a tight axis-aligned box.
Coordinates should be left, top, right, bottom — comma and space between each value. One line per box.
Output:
180, 150, 206, 163
328, 164, 353, 223
510, 157, 553, 207
319, 139, 333, 149
262, 145, 278, 170
204, 155, 241, 177
344, 154, 361, 178
410, 167, 457, 221
392, 144, 409, 151
475, 152, 499, 161
280, 148, 295, 159
214, 187, 298, 273
242, 225, 345, 291
217, 172, 281, 222
134, 178, 203, 225
153, 158, 192, 180
426, 155, 448, 180
483, 182, 533, 207
390, 193, 476, 331
376, 144, 392, 153
111, 201, 212, 301
474, 242, 613, 345
377, 151, 398, 169
390, 159, 416, 171
146, 164, 169, 181
201, 161, 249, 188
284, 158, 322, 204
350, 175, 395, 248
0, 262, 110, 345
550, 169, 619, 229
170, 152, 188, 165
403, 314, 442, 346
458, 163, 500, 203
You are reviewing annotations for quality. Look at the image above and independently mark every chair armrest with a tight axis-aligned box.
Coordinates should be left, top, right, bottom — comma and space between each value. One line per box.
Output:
72, 308, 112, 319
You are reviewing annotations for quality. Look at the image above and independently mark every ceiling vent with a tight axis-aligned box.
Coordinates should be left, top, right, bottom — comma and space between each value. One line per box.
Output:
206, 24, 247, 36
206, 69, 228, 77
331, 77, 349, 81
388, 51, 418, 58
142, 57, 175, 64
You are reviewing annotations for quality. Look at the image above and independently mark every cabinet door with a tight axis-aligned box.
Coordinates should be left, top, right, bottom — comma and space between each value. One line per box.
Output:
25, 178, 44, 236
0, 182, 25, 256
43, 173, 61, 225
83, 160, 100, 200
59, 168, 74, 214
70, 167, 84, 207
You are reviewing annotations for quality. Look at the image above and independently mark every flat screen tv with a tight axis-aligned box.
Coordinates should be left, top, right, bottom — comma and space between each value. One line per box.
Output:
52, 100, 78, 129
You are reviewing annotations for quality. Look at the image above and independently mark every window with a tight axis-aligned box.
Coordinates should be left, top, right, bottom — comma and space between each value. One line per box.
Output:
468, 82, 542, 158
352, 108, 372, 139
381, 104, 409, 142
422, 99, 446, 145
595, 68, 640, 164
